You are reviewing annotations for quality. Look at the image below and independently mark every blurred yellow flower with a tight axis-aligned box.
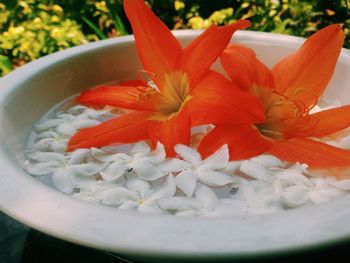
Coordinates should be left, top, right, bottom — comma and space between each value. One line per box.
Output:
174, 0, 185, 11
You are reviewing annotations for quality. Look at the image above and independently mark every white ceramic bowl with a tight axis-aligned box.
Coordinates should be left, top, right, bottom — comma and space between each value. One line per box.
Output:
0, 30, 350, 261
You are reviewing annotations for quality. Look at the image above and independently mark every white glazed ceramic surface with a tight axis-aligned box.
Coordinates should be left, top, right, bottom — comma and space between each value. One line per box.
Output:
0, 30, 350, 260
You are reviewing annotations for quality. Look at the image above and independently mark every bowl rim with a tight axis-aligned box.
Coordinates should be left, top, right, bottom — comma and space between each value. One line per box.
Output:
1, 30, 350, 260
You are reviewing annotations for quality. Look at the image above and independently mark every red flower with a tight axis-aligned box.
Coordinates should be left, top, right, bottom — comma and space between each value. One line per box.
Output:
199, 24, 350, 168
67, 0, 264, 156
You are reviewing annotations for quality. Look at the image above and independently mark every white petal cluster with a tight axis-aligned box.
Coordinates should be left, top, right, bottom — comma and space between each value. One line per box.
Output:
171, 144, 234, 197
23, 103, 350, 217
91, 142, 166, 181
31, 105, 115, 153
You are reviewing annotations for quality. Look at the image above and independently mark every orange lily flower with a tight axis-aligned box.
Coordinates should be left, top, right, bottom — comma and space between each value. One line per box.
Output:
67, 0, 264, 156
198, 24, 350, 168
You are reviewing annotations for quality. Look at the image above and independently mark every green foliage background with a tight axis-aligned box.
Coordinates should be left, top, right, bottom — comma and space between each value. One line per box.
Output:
0, 0, 349, 76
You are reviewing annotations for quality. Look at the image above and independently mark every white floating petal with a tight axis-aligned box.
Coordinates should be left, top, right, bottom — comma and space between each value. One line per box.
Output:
72, 119, 100, 129
174, 170, 197, 197
52, 170, 74, 194
91, 148, 129, 163
147, 175, 176, 203
51, 141, 68, 153
275, 171, 313, 187
56, 122, 77, 136
237, 179, 255, 203
85, 108, 114, 119
329, 179, 350, 191
194, 184, 218, 210
24, 161, 59, 176
69, 173, 97, 190
224, 161, 241, 173
106, 144, 134, 153
310, 177, 330, 189
126, 177, 151, 199
68, 149, 91, 165
98, 187, 139, 206
144, 142, 166, 164
197, 169, 233, 187
289, 163, 310, 175
240, 161, 273, 181
174, 144, 201, 165
157, 158, 189, 173
200, 144, 229, 170
100, 161, 127, 181
35, 119, 65, 132
281, 185, 310, 207
273, 179, 283, 196
37, 131, 59, 139
56, 113, 74, 121
130, 141, 151, 155
68, 105, 89, 115
25, 151, 65, 163
67, 163, 104, 177
32, 138, 55, 151
132, 160, 165, 181
250, 155, 283, 168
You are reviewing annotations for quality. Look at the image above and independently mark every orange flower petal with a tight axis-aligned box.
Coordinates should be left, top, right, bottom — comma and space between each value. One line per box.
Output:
67, 112, 153, 151
187, 71, 265, 126
198, 124, 273, 160
149, 108, 191, 157
124, 0, 182, 90
269, 138, 350, 168
77, 86, 156, 111
308, 105, 350, 137
180, 20, 251, 88
272, 24, 344, 108
288, 105, 350, 138
220, 44, 274, 92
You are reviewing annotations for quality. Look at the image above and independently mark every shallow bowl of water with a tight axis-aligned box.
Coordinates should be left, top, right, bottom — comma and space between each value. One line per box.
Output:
0, 30, 350, 261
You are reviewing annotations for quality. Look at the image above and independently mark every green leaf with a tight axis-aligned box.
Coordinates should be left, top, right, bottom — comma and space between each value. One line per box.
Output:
272, 19, 293, 34
0, 55, 13, 75
105, 0, 128, 36
82, 16, 107, 40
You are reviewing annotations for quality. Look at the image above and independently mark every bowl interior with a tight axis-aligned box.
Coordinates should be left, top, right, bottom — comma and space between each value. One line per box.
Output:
1, 30, 350, 259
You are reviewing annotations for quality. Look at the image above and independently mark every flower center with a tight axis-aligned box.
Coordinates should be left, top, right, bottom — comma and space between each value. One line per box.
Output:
153, 71, 192, 121
252, 86, 304, 141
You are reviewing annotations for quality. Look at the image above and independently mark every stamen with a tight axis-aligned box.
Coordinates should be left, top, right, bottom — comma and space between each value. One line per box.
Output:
135, 70, 161, 92
137, 69, 156, 80
146, 80, 160, 92
127, 87, 158, 102
306, 94, 319, 112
